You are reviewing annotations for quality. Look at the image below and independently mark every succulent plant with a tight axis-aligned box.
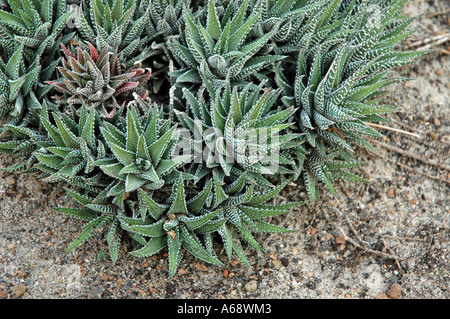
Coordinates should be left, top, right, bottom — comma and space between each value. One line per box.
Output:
47, 42, 151, 117
0, 0, 425, 276
53, 186, 125, 263
0, 121, 51, 173
246, 0, 330, 54
72, 0, 205, 95
0, 44, 41, 127
126, 176, 297, 276
73, 0, 154, 69
174, 79, 300, 190
96, 101, 193, 206
0, 0, 73, 63
244, 0, 349, 59
274, 0, 425, 200
32, 102, 108, 183
167, 0, 284, 87
144, 0, 203, 94
146, 0, 189, 41
57, 169, 297, 276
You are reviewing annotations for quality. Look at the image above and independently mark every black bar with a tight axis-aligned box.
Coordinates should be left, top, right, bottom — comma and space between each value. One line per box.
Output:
1, 298, 446, 317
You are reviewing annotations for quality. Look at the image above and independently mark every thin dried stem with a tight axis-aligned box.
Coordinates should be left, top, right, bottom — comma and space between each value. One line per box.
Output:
407, 33, 450, 50
364, 122, 421, 138
385, 157, 450, 185
424, 10, 450, 18
322, 209, 407, 262
370, 139, 450, 172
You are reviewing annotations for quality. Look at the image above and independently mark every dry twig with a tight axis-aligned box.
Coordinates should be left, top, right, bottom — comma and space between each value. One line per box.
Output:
407, 33, 450, 51
435, 47, 450, 55
364, 122, 421, 138
370, 139, 450, 172
389, 118, 425, 136
380, 238, 402, 270
322, 209, 407, 262
384, 157, 450, 185
424, 9, 450, 18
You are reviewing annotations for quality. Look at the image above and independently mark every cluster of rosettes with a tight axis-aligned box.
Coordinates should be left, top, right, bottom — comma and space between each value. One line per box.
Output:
0, 0, 423, 276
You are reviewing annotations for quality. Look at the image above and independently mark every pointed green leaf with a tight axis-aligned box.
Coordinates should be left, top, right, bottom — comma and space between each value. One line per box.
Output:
206, 0, 222, 40
148, 125, 176, 166
167, 176, 189, 215
53, 207, 97, 221
138, 188, 167, 220
180, 226, 222, 266
5, 44, 23, 79
125, 173, 147, 193
53, 114, 80, 148
130, 236, 166, 257
129, 218, 165, 237
187, 179, 213, 214
167, 228, 181, 277
253, 220, 294, 233
178, 209, 222, 231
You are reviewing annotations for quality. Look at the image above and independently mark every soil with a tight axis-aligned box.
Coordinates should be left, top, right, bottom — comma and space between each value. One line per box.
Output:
0, 0, 448, 300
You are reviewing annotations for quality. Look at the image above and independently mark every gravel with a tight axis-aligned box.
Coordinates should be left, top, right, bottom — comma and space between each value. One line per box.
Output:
0, 0, 449, 300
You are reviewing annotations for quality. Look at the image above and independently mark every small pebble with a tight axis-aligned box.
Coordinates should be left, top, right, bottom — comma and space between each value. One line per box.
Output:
0, 289, 7, 299
428, 132, 438, 141
375, 292, 389, 299
244, 280, 258, 293
88, 287, 104, 299
11, 284, 26, 298
194, 262, 208, 271
387, 188, 395, 198
387, 283, 402, 299
272, 259, 282, 270
123, 280, 133, 290
5, 177, 16, 186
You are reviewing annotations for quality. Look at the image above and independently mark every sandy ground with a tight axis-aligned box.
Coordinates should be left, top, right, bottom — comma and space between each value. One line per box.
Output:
0, 0, 448, 300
